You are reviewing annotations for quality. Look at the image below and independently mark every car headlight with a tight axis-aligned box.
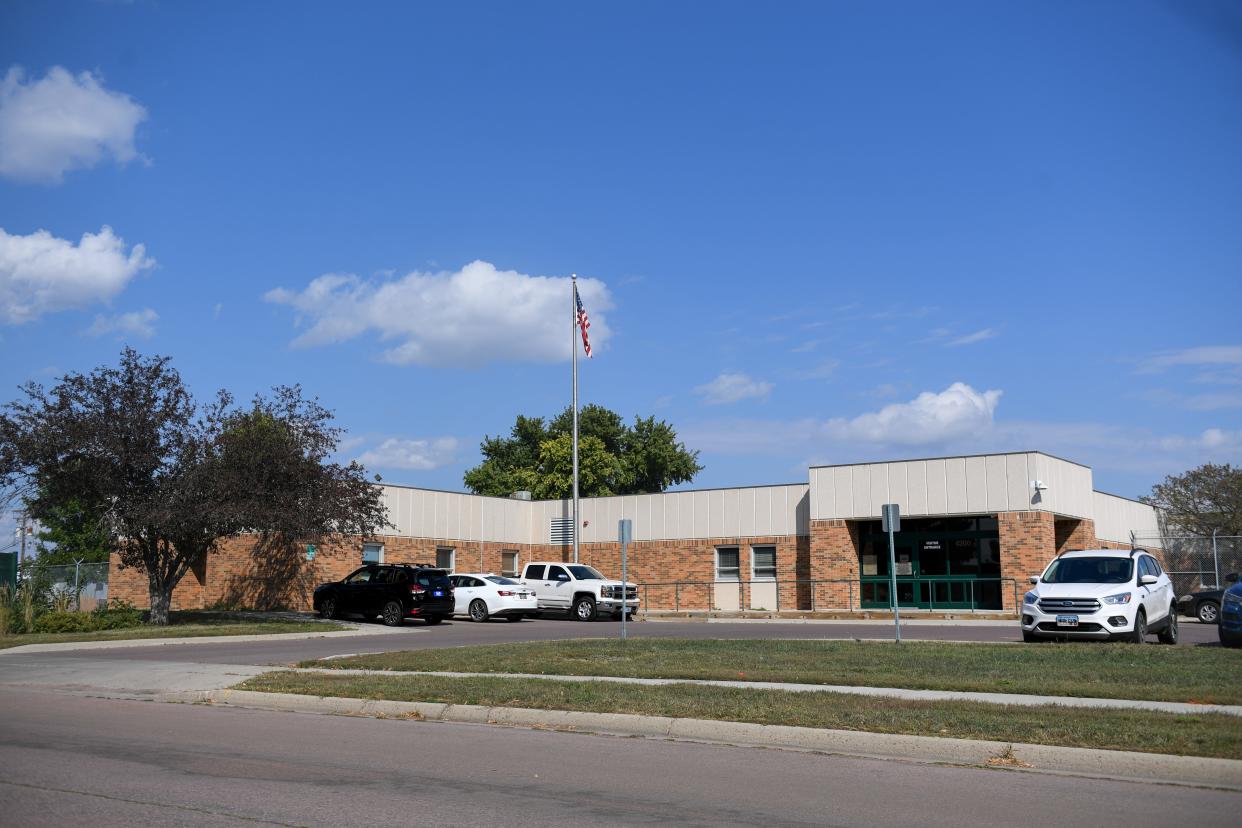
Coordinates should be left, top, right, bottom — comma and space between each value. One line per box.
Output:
1102, 592, 1132, 605
1224, 592, 1242, 608
1023, 591, 1037, 605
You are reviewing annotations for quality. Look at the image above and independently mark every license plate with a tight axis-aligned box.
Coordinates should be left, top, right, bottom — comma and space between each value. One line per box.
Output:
432, 589, 443, 597
1056, 615, 1079, 627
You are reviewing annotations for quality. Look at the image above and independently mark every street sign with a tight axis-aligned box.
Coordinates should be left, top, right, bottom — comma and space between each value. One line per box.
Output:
306, 544, 317, 561
881, 503, 902, 642
618, 519, 633, 642
881, 503, 900, 533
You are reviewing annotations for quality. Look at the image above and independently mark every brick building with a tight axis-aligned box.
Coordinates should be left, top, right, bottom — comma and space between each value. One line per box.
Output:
108, 451, 1161, 615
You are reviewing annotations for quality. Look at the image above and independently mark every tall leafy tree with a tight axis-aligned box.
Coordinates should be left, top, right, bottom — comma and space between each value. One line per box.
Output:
32, 493, 111, 566
464, 405, 701, 497
0, 349, 387, 624
1143, 463, 1242, 537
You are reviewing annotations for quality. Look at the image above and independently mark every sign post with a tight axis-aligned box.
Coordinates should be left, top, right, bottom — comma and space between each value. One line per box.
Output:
618, 519, 632, 643
881, 504, 901, 642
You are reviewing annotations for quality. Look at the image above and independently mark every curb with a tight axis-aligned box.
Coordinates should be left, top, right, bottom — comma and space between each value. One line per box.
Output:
161, 688, 1242, 791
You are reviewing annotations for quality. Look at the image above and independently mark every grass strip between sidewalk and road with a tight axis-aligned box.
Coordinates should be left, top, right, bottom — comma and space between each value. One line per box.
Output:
0, 615, 349, 649
299, 638, 1242, 706
238, 671, 1242, 760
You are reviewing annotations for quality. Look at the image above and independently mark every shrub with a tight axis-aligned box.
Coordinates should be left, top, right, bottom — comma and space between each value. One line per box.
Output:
92, 599, 144, 629
32, 610, 94, 633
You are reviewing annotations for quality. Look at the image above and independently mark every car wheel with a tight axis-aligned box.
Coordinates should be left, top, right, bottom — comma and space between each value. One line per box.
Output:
319, 597, 337, 620
505, 615, 523, 622
1129, 609, 1147, 643
1158, 608, 1179, 645
381, 600, 403, 627
424, 614, 444, 626
573, 596, 597, 622
1197, 601, 1220, 625
469, 599, 490, 623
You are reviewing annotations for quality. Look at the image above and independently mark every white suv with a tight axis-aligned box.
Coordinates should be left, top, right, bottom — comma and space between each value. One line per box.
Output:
1021, 549, 1177, 644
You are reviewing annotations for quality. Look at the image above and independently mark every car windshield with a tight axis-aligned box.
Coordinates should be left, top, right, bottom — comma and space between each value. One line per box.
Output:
1042, 557, 1133, 584
568, 565, 604, 580
485, 576, 519, 585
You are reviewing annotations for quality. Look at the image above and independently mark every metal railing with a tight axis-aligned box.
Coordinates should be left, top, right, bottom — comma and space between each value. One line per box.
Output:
635, 576, 1021, 615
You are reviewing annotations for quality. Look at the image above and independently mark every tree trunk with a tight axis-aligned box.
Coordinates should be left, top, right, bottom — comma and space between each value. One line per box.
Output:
148, 579, 172, 626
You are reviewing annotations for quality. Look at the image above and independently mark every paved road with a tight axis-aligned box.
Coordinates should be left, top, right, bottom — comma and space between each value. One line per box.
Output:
1, 687, 1236, 828
2, 616, 1221, 668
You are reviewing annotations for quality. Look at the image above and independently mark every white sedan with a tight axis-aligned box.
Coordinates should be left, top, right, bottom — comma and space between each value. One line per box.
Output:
448, 573, 539, 622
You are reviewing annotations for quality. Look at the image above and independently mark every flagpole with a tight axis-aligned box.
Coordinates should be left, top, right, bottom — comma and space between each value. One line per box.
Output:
571, 274, 580, 565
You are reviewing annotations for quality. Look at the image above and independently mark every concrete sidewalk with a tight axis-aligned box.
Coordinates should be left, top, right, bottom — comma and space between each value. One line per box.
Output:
161, 687, 1242, 792
288, 666, 1242, 717
0, 621, 413, 655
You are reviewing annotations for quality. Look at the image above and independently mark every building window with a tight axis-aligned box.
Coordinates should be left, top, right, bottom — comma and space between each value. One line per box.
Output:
751, 546, 777, 580
716, 546, 740, 581
362, 543, 384, 564
436, 547, 455, 572
501, 550, 519, 577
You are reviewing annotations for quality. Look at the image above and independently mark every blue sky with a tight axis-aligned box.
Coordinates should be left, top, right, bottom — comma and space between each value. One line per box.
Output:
2, 0, 1240, 543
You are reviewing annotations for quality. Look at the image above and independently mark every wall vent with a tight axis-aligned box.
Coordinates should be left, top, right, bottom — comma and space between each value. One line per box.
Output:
550, 517, 575, 545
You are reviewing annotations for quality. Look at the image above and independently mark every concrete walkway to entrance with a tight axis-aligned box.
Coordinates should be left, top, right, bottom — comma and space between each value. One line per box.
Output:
287, 666, 1242, 718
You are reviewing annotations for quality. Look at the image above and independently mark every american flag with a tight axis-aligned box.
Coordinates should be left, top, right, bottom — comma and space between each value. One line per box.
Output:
574, 283, 592, 358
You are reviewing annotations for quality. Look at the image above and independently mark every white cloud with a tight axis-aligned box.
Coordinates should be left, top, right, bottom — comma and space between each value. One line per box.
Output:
356, 437, 459, 471
0, 66, 147, 184
947, 328, 997, 347
265, 260, 613, 367
0, 225, 154, 324
825, 382, 1002, 444
694, 373, 773, 404
1139, 345, 1242, 373
84, 307, 157, 339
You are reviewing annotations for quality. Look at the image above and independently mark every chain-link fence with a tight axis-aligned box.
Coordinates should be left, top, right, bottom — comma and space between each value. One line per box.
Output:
1133, 532, 1241, 596
24, 562, 110, 611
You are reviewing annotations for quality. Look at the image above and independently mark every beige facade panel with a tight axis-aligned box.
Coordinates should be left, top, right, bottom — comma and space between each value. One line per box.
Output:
1093, 491, 1161, 547
532, 484, 810, 543
377, 485, 531, 543
809, 452, 1095, 520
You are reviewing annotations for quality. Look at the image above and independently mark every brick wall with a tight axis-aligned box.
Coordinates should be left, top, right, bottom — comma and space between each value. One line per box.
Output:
808, 519, 861, 610
998, 511, 1057, 609
108, 532, 812, 612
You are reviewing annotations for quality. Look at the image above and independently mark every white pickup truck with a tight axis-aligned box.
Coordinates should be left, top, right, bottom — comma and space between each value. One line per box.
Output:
519, 562, 639, 621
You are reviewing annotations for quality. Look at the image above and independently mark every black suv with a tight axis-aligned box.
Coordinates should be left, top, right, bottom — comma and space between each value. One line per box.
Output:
314, 564, 454, 626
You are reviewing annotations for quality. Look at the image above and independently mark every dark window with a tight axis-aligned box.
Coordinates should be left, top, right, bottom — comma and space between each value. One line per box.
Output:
717, 547, 740, 581
525, 564, 546, 580
393, 569, 409, 584
372, 567, 394, 584
752, 546, 776, 580
548, 565, 570, 582
414, 570, 451, 589
501, 550, 519, 577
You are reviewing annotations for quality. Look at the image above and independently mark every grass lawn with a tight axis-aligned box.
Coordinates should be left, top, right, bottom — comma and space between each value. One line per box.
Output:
0, 613, 349, 649
239, 671, 1242, 759
304, 638, 1242, 705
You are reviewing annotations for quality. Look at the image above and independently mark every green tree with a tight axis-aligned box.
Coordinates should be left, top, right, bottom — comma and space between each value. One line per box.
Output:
464, 405, 701, 497
33, 493, 111, 566
0, 349, 387, 624
1143, 463, 1242, 537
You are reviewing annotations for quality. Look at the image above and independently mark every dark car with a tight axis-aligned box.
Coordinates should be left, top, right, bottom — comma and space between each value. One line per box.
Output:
314, 564, 454, 626
1220, 580, 1242, 648
1177, 573, 1239, 625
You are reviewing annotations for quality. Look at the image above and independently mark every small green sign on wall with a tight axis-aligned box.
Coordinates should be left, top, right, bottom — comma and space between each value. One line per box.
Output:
306, 544, 317, 561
